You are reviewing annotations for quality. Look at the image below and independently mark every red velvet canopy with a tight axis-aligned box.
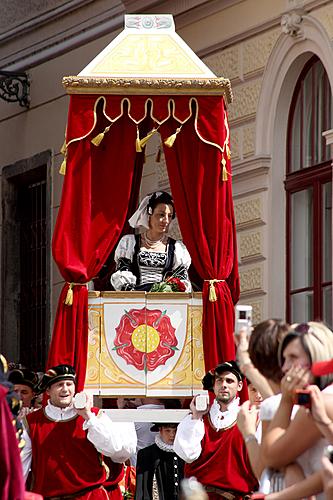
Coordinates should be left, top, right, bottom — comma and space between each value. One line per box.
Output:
48, 93, 240, 391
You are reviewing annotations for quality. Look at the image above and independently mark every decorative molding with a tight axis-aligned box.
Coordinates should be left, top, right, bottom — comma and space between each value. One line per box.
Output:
281, 11, 304, 37
312, 4, 333, 39
239, 265, 264, 294
125, 14, 173, 30
0, 0, 94, 42
228, 79, 261, 122
234, 196, 263, 229
232, 155, 271, 184
242, 124, 255, 158
203, 45, 240, 81
239, 230, 262, 262
243, 28, 280, 77
323, 128, 333, 145
230, 128, 240, 160
62, 76, 233, 101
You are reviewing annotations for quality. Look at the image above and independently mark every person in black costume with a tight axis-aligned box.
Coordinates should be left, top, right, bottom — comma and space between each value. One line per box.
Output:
135, 422, 184, 500
111, 191, 191, 292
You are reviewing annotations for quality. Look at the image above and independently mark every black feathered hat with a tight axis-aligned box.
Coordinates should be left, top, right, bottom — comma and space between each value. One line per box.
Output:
39, 364, 76, 391
8, 368, 39, 390
150, 422, 178, 432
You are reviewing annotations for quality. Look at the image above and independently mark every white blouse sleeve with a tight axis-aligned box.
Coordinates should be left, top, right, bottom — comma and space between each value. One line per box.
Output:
173, 240, 192, 292
111, 235, 137, 290
21, 425, 32, 480
173, 414, 204, 463
83, 411, 137, 462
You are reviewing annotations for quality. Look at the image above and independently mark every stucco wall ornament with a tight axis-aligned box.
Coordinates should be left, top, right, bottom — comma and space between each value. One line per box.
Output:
125, 15, 172, 30
281, 11, 303, 37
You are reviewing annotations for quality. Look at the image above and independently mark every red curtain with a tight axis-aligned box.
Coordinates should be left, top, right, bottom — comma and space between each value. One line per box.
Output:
160, 98, 239, 369
48, 94, 239, 389
48, 97, 144, 390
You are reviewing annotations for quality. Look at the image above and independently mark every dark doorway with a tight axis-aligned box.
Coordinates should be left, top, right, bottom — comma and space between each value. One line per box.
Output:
1, 151, 51, 370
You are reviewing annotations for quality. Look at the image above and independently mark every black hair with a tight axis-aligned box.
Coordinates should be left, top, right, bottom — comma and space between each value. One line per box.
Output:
202, 360, 243, 392
147, 191, 175, 218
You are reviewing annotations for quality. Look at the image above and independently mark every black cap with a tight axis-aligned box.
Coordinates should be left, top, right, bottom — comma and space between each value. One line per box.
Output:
39, 364, 76, 391
150, 422, 178, 432
8, 368, 39, 390
202, 360, 243, 391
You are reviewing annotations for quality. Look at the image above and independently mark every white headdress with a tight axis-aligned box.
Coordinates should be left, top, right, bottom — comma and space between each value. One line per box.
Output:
128, 192, 163, 229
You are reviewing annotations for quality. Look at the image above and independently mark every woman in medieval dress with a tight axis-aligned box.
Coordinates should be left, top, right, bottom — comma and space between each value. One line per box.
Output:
111, 191, 191, 292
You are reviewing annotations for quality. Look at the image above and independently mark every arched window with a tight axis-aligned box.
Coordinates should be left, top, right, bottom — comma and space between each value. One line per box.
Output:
286, 55, 332, 327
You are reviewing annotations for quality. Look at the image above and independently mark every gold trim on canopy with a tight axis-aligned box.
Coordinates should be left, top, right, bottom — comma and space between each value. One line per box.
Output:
62, 77, 233, 103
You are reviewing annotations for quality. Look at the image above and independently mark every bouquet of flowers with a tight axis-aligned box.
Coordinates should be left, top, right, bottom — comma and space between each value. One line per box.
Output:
150, 273, 186, 293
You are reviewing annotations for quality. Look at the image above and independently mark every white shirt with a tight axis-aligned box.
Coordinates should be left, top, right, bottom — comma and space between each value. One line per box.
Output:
131, 403, 165, 466
173, 398, 240, 463
21, 401, 137, 479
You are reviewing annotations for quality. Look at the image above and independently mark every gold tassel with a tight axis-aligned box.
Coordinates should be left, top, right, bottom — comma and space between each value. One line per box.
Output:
164, 126, 181, 148
221, 157, 228, 182
136, 127, 142, 152
59, 158, 67, 176
91, 125, 112, 147
139, 128, 157, 149
91, 132, 104, 147
60, 139, 67, 156
64, 283, 73, 306
208, 280, 218, 302
226, 144, 231, 160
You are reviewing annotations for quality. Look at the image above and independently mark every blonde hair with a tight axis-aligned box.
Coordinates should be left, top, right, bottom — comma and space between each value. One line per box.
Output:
279, 321, 333, 389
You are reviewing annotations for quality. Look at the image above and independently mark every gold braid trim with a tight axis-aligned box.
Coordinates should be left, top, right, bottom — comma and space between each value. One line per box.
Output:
61, 97, 231, 179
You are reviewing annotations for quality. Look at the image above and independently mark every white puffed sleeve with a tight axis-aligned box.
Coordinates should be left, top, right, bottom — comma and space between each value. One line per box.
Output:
111, 235, 137, 291
173, 240, 192, 292
21, 425, 32, 480
83, 411, 137, 462
173, 414, 204, 463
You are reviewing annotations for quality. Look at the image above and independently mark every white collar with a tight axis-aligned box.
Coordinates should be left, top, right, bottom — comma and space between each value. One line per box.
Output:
44, 400, 77, 421
155, 433, 175, 453
209, 397, 240, 430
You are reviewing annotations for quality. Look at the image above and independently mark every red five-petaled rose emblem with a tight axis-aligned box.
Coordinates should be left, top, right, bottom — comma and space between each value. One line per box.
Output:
113, 307, 178, 372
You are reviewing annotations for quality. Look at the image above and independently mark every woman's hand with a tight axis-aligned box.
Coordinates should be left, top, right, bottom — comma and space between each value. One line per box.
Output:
237, 399, 258, 438
321, 455, 333, 500
235, 326, 249, 350
236, 327, 252, 369
280, 365, 311, 404
308, 385, 331, 426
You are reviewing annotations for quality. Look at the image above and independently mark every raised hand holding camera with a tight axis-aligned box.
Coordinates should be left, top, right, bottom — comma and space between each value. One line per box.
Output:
235, 305, 252, 338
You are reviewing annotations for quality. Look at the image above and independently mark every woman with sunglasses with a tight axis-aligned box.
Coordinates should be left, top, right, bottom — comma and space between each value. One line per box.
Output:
261, 322, 333, 499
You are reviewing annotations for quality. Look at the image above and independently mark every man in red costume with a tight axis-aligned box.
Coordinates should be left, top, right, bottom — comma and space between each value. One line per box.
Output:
174, 361, 258, 500
21, 364, 137, 499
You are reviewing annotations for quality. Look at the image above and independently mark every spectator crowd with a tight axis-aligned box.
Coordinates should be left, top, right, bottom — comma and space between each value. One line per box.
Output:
2, 319, 333, 499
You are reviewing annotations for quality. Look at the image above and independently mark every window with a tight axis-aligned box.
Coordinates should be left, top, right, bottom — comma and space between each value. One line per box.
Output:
286, 56, 332, 327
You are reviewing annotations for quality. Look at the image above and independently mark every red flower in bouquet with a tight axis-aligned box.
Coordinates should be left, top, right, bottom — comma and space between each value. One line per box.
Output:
166, 277, 186, 292
113, 307, 178, 371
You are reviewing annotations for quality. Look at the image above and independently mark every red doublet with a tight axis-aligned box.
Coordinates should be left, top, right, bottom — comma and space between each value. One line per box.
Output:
26, 407, 107, 498
185, 415, 258, 495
